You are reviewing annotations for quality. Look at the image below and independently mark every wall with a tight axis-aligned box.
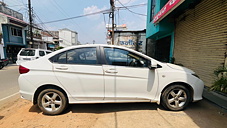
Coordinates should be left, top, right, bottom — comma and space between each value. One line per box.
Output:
114, 31, 146, 53
59, 29, 78, 47
174, 0, 227, 87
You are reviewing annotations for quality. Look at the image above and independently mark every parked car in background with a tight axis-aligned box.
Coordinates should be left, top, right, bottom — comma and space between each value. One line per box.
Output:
16, 48, 52, 65
18, 45, 204, 115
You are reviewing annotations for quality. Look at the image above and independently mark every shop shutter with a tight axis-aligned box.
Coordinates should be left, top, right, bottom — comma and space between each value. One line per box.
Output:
174, 0, 227, 87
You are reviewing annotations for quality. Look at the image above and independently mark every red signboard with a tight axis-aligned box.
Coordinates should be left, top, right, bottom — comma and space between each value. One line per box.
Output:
153, 0, 185, 24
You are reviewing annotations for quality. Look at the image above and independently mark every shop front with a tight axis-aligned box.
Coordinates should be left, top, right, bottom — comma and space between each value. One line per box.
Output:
146, 0, 227, 87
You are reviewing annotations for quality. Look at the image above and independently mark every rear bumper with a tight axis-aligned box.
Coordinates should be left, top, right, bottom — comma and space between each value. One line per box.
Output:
20, 90, 33, 101
18, 75, 36, 102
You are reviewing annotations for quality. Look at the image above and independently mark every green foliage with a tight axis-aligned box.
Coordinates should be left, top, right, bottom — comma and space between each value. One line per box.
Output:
210, 66, 227, 94
210, 77, 227, 93
55, 46, 64, 50
214, 66, 227, 77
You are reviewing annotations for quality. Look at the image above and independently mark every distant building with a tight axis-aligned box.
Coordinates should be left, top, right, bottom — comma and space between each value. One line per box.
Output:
112, 29, 146, 54
0, 3, 28, 63
42, 31, 59, 50
27, 27, 46, 49
59, 28, 78, 47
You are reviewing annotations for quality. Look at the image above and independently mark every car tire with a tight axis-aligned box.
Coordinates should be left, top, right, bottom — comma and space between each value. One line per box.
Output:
37, 88, 68, 115
161, 84, 191, 111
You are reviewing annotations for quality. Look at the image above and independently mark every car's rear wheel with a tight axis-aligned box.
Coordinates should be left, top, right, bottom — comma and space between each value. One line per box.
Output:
37, 88, 68, 115
161, 84, 191, 111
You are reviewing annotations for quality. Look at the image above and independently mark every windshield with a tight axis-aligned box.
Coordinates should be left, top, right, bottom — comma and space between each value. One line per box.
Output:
19, 49, 35, 56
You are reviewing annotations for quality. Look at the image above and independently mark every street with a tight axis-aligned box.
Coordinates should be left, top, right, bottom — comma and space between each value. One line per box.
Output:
0, 65, 20, 106
0, 65, 227, 128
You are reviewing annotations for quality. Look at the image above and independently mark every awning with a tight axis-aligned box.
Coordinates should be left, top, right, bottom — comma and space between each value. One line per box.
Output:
0, 12, 28, 27
153, 0, 185, 24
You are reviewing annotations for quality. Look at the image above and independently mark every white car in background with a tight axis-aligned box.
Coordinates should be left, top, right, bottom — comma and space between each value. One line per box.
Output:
18, 44, 204, 115
16, 48, 52, 65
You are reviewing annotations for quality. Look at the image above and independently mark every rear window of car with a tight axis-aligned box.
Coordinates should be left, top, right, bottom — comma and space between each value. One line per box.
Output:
19, 49, 35, 56
39, 51, 45, 56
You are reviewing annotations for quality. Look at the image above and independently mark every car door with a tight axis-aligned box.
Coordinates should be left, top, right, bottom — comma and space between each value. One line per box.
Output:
52, 47, 104, 101
102, 47, 158, 101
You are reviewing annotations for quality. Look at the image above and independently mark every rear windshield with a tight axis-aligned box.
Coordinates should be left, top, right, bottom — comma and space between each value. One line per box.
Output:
19, 49, 35, 56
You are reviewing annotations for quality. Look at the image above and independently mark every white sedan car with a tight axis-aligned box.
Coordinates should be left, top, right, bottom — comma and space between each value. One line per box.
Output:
18, 45, 204, 115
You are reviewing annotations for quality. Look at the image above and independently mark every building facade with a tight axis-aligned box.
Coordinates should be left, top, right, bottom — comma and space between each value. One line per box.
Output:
42, 31, 59, 50
0, 4, 27, 63
113, 30, 147, 54
146, 0, 227, 87
59, 28, 78, 47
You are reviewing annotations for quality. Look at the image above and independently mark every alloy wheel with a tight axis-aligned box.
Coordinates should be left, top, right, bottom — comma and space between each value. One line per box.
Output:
41, 92, 62, 112
167, 89, 187, 108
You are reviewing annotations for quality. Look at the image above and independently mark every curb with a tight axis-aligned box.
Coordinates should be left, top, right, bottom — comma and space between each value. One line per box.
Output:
203, 87, 227, 110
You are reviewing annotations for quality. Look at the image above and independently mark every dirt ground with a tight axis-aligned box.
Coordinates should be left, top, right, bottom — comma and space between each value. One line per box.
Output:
0, 97, 227, 128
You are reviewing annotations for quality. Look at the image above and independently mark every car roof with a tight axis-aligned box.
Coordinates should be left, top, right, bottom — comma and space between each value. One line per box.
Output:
21, 48, 51, 51
46, 44, 150, 60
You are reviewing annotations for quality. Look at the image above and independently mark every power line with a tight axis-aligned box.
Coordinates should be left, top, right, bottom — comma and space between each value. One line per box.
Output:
115, 3, 147, 10
116, 0, 147, 16
39, 9, 111, 24
49, 0, 91, 43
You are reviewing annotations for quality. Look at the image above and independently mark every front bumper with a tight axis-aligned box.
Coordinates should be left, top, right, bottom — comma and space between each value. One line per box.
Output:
192, 78, 204, 101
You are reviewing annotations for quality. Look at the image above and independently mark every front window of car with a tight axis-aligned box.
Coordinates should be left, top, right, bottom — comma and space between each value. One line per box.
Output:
19, 49, 35, 56
104, 47, 148, 67
51, 47, 97, 65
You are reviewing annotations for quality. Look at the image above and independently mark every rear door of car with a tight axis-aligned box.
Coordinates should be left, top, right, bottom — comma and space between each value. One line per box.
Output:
51, 46, 104, 101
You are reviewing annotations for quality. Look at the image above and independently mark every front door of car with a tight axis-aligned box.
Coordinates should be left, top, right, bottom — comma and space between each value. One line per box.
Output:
52, 47, 104, 101
102, 47, 158, 101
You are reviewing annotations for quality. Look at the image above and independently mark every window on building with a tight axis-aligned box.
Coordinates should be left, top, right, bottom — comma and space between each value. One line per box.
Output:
150, 0, 156, 22
11, 27, 22, 37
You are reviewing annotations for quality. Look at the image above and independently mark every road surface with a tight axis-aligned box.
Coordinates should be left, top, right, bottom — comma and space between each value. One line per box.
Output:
0, 65, 19, 100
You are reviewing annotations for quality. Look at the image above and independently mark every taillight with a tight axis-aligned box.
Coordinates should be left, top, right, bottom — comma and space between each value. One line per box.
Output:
19, 66, 30, 74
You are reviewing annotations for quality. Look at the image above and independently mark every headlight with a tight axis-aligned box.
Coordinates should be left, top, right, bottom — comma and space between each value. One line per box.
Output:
192, 73, 200, 79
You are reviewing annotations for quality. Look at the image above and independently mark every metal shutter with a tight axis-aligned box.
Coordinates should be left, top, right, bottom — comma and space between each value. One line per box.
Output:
174, 0, 227, 87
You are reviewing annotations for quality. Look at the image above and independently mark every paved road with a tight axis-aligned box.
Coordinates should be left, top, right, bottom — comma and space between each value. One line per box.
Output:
0, 65, 19, 100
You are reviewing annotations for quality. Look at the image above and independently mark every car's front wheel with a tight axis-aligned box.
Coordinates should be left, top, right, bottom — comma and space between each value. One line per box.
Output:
161, 84, 191, 111
37, 88, 68, 115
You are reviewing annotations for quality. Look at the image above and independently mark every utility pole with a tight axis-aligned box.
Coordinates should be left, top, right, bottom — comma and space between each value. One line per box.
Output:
110, 0, 114, 45
28, 0, 33, 48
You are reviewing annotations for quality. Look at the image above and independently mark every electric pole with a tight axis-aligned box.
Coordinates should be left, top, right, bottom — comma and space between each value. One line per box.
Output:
110, 0, 114, 45
28, 0, 33, 48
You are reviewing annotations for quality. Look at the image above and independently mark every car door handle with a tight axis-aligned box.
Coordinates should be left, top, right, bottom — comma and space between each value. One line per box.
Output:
56, 67, 68, 70
105, 69, 118, 73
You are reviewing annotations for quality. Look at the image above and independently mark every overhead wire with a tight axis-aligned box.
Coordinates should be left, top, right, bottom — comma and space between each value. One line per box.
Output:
38, 3, 146, 24
49, 0, 87, 43
116, 0, 147, 16
40, 9, 111, 24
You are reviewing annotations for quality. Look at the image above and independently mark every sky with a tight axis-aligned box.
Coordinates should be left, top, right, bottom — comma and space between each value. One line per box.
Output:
4, 0, 147, 44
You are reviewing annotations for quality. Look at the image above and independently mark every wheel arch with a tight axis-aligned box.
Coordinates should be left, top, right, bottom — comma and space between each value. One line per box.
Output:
161, 82, 194, 102
33, 84, 68, 105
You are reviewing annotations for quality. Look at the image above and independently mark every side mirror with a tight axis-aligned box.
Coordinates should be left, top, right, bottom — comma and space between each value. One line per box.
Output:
148, 60, 159, 69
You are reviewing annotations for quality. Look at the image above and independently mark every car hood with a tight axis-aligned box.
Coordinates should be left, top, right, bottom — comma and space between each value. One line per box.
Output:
166, 63, 195, 74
